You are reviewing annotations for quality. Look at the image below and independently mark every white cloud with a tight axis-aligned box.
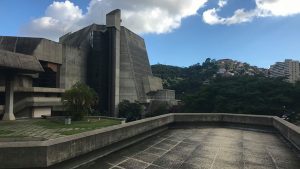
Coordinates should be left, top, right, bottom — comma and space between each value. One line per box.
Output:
203, 0, 300, 25
21, 0, 208, 41
256, 0, 300, 17
21, 1, 83, 40
203, 8, 256, 25
203, 8, 223, 25
218, 0, 228, 8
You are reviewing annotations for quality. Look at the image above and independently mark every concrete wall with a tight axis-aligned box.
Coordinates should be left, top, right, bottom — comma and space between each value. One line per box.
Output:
33, 39, 62, 64
173, 113, 273, 126
119, 27, 138, 102
149, 89, 176, 101
14, 75, 33, 88
119, 27, 153, 103
106, 10, 121, 116
273, 116, 300, 149
32, 107, 51, 118
0, 36, 62, 64
0, 114, 173, 168
143, 76, 163, 94
60, 45, 87, 89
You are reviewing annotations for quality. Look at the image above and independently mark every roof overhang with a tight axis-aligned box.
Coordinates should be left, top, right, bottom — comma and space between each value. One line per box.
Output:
0, 49, 44, 74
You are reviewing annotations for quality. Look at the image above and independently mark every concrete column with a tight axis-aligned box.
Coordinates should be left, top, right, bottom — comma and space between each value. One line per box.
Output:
107, 9, 121, 117
2, 75, 15, 121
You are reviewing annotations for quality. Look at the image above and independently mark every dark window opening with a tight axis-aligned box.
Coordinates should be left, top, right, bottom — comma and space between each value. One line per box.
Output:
33, 61, 58, 88
0, 93, 4, 105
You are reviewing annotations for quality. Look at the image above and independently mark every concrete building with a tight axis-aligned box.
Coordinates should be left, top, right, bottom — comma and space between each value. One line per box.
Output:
269, 59, 300, 83
0, 9, 176, 120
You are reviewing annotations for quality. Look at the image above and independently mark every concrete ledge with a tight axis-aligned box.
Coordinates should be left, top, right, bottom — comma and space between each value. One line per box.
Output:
45, 114, 173, 166
273, 116, 300, 150
0, 114, 173, 168
0, 87, 65, 93
173, 113, 274, 126
48, 126, 168, 169
14, 97, 61, 114
0, 113, 299, 168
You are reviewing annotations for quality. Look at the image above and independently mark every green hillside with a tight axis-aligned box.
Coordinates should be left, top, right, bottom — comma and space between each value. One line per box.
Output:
151, 58, 300, 120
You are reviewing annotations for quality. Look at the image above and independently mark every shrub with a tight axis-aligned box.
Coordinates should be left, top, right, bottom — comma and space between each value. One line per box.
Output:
118, 100, 143, 122
146, 101, 170, 117
62, 82, 98, 121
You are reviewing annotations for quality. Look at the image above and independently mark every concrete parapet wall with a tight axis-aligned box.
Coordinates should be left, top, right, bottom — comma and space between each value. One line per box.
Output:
273, 116, 300, 149
0, 86, 65, 93
222, 113, 274, 126
0, 145, 47, 168
174, 113, 223, 122
0, 114, 173, 168
173, 113, 274, 126
46, 114, 173, 166
0, 113, 299, 168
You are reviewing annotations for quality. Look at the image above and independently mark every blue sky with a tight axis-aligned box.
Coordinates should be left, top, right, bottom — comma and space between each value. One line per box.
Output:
0, 0, 299, 68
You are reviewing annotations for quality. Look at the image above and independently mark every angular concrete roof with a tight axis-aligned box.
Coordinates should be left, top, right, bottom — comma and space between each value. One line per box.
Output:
0, 36, 63, 64
0, 49, 44, 73
0, 36, 42, 55
59, 24, 107, 48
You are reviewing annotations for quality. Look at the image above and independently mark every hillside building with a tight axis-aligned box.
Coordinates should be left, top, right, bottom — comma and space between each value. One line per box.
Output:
269, 59, 300, 83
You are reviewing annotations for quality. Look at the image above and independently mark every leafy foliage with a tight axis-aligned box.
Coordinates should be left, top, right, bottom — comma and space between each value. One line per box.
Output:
183, 76, 300, 116
118, 100, 143, 122
62, 82, 98, 120
145, 101, 170, 117
152, 59, 300, 117
152, 58, 218, 99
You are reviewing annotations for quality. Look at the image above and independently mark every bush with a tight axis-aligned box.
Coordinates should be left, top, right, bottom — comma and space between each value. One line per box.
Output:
146, 101, 170, 117
62, 82, 98, 121
118, 100, 143, 122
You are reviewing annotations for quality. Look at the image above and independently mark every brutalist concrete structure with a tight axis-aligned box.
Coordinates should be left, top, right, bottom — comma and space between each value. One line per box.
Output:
0, 9, 176, 119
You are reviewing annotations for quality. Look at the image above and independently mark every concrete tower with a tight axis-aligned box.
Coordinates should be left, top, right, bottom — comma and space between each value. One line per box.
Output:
106, 9, 121, 116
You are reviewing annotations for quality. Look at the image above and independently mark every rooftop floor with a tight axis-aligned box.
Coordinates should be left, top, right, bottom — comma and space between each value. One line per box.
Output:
78, 127, 300, 169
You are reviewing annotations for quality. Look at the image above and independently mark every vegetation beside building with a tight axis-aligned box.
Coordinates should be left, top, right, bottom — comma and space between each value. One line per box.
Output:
62, 83, 98, 120
152, 58, 300, 122
118, 100, 143, 122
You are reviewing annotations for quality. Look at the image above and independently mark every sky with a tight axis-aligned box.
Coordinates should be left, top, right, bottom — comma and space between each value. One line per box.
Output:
0, 0, 300, 68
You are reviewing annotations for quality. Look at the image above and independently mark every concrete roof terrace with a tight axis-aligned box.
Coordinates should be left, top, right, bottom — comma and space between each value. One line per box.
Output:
77, 127, 300, 169
0, 113, 299, 169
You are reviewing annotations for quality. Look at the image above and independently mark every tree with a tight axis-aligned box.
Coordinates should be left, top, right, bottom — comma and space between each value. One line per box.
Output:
62, 82, 98, 121
118, 100, 143, 122
182, 76, 299, 116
